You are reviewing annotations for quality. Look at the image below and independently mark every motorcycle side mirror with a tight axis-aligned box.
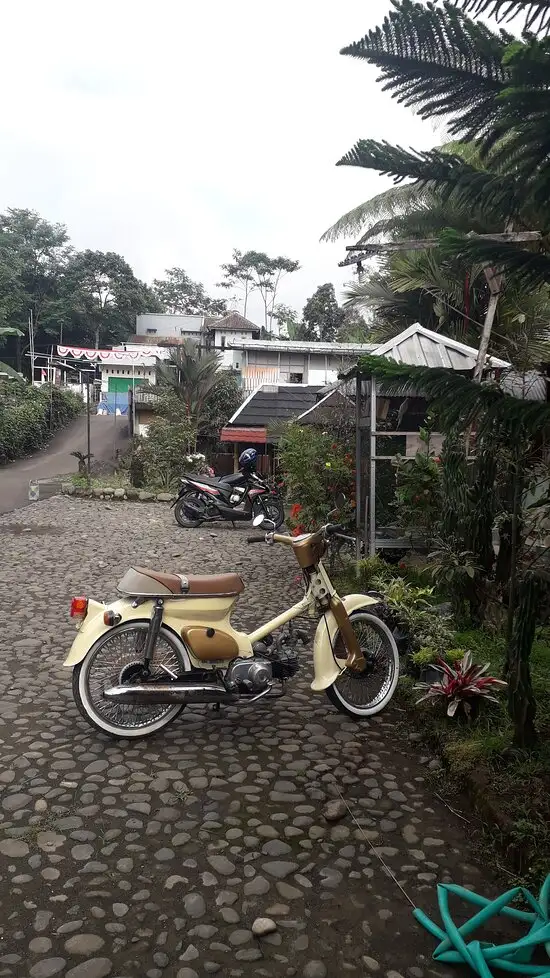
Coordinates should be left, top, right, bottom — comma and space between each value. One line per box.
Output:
252, 514, 265, 527
335, 492, 347, 510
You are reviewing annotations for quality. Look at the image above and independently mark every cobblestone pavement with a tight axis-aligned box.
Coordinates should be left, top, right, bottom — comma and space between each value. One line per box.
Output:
0, 498, 493, 978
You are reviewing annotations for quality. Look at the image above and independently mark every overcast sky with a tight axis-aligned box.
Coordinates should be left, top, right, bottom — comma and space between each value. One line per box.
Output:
0, 0, 438, 325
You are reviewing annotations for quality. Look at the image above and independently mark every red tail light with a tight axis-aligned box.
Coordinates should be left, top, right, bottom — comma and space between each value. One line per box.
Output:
70, 596, 89, 620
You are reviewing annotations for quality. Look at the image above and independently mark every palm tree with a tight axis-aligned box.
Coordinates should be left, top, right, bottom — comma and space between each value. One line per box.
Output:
329, 0, 550, 287
156, 340, 223, 447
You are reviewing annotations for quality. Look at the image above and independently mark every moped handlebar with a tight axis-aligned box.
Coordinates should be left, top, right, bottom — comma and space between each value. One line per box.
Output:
247, 535, 267, 544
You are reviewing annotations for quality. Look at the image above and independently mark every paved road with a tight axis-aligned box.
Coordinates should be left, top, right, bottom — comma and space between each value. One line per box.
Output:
0, 497, 495, 978
0, 415, 130, 514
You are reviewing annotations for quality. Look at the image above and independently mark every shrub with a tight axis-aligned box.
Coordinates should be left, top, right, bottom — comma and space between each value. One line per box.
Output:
137, 418, 210, 491
278, 423, 355, 530
394, 446, 442, 535
0, 384, 83, 464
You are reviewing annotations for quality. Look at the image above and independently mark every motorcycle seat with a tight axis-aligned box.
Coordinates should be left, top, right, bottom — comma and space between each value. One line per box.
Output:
118, 566, 245, 598
185, 472, 246, 487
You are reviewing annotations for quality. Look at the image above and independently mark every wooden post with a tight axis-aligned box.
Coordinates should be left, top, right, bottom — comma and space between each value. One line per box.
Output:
355, 374, 362, 576
233, 443, 239, 473
369, 377, 377, 558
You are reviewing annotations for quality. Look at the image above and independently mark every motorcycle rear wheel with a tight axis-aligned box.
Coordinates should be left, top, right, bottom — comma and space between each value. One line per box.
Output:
326, 612, 399, 718
252, 497, 284, 530
73, 622, 188, 739
174, 491, 205, 528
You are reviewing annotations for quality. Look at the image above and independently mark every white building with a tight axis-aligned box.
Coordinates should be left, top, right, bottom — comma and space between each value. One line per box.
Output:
135, 314, 203, 341
225, 338, 376, 390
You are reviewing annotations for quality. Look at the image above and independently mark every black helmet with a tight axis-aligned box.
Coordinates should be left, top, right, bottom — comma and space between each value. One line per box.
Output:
239, 447, 258, 472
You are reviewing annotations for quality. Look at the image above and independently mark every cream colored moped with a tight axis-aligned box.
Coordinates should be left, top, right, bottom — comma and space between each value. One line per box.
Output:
65, 513, 399, 739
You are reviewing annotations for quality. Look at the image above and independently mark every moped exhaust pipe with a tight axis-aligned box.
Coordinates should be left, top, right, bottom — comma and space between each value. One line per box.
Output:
103, 681, 239, 705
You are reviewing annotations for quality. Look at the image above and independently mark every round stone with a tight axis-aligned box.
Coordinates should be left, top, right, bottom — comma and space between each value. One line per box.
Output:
64, 934, 105, 955
29, 961, 66, 978
29, 937, 53, 954
252, 917, 277, 937
0, 839, 29, 857
65, 961, 113, 978
303, 963, 327, 978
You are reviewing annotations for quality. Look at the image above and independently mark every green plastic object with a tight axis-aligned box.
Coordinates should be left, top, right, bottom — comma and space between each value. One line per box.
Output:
413, 875, 550, 976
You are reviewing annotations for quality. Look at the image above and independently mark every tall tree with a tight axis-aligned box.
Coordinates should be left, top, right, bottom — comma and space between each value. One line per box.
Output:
272, 303, 301, 339
217, 250, 258, 317
301, 284, 345, 342
64, 250, 155, 349
152, 267, 226, 316
218, 249, 300, 330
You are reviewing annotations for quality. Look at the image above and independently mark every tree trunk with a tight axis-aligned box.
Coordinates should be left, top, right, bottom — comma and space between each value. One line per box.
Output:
507, 572, 539, 748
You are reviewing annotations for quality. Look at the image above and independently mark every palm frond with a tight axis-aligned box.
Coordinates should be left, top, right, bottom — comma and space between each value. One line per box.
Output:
337, 141, 523, 223
341, 0, 511, 140
321, 182, 430, 242
448, 0, 550, 32
439, 229, 550, 289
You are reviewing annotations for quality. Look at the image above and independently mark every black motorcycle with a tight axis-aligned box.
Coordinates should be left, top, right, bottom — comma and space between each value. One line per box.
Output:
172, 469, 285, 529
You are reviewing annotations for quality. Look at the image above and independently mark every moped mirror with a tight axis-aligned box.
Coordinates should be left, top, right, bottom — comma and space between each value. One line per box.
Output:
252, 514, 265, 527
335, 492, 347, 510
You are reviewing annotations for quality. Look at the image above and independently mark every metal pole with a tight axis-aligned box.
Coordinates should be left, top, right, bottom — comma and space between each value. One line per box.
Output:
132, 362, 136, 436
369, 377, 377, 558
355, 374, 362, 576
86, 375, 92, 486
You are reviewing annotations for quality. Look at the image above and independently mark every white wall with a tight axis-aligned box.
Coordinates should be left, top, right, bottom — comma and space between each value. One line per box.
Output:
99, 365, 155, 392
136, 314, 203, 338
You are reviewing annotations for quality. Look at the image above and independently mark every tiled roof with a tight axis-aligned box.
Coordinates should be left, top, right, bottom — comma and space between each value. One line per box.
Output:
203, 312, 260, 334
227, 384, 324, 427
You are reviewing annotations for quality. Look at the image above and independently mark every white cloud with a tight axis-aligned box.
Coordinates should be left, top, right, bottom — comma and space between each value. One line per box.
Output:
0, 0, 437, 324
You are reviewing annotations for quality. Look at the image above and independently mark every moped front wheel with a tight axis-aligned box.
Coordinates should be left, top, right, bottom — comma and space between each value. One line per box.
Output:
73, 622, 188, 739
326, 612, 399, 718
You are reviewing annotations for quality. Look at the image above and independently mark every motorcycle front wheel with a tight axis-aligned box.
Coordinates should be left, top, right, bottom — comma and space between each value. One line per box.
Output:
252, 497, 284, 530
73, 622, 188, 739
326, 611, 399, 718
174, 491, 206, 528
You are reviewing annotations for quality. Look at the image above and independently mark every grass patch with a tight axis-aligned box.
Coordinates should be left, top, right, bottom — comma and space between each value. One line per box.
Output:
71, 473, 131, 490
396, 627, 550, 887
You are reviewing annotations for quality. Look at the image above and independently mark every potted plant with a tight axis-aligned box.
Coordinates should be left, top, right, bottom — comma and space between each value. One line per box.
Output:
414, 651, 507, 720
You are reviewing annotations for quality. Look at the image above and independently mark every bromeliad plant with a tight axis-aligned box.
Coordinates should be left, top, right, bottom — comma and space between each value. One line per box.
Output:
414, 651, 507, 718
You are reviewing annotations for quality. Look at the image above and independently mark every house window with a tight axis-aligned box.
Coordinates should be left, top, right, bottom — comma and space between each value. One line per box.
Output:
146, 328, 157, 335
289, 372, 303, 384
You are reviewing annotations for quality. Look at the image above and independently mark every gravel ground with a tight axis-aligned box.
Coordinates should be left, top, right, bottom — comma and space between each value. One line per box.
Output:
0, 497, 494, 978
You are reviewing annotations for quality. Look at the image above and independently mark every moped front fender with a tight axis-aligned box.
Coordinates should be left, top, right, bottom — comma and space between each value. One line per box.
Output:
311, 593, 381, 692
63, 598, 145, 667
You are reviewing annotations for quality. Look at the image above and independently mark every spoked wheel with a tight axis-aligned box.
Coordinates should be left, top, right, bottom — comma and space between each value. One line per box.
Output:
73, 622, 189, 739
174, 491, 206, 528
326, 611, 399, 718
252, 497, 284, 530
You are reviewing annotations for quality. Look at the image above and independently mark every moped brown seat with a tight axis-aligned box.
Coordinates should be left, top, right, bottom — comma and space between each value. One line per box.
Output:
118, 566, 245, 598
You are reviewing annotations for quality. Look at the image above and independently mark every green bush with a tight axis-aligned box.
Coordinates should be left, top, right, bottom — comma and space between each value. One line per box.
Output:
0, 384, 83, 463
278, 423, 355, 531
136, 418, 209, 491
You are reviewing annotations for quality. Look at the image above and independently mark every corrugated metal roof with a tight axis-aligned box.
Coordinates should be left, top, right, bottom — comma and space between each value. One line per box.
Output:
372, 324, 511, 371
500, 370, 547, 402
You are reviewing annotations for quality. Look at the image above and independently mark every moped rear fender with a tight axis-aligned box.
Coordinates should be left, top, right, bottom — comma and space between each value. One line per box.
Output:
64, 598, 130, 667
311, 593, 380, 692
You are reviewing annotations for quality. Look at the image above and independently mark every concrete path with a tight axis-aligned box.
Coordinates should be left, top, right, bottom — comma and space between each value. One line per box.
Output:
0, 497, 495, 978
0, 416, 130, 514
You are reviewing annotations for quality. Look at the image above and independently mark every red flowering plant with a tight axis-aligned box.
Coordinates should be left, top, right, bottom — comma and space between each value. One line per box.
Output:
414, 651, 506, 718
278, 420, 355, 533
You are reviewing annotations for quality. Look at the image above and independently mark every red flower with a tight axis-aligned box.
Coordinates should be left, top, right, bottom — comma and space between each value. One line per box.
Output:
290, 503, 302, 519
331, 443, 338, 450
292, 524, 305, 537
434, 456, 441, 464
398, 560, 407, 570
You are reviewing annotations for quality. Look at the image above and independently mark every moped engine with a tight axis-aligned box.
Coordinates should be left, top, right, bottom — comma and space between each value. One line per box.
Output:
225, 656, 272, 694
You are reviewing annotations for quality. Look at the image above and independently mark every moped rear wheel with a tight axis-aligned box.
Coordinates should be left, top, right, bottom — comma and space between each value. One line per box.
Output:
73, 622, 189, 739
326, 612, 399, 718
